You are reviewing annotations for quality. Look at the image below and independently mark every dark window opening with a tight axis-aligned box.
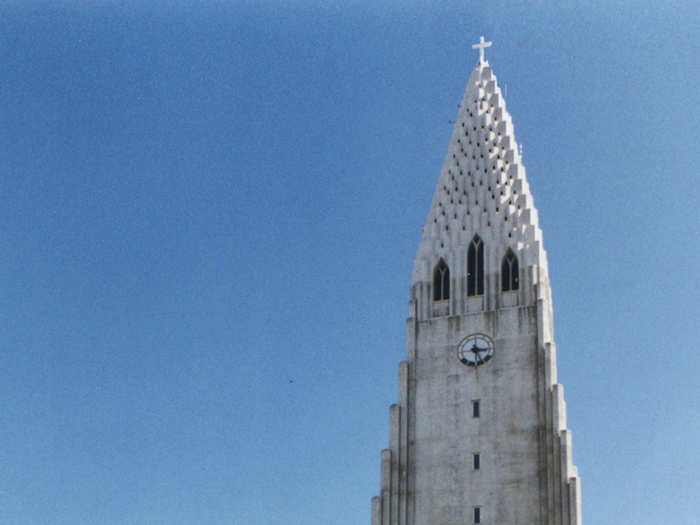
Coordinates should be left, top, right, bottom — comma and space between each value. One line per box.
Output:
433, 259, 450, 302
474, 507, 481, 524
473, 453, 480, 470
467, 235, 484, 296
472, 400, 480, 418
501, 248, 520, 292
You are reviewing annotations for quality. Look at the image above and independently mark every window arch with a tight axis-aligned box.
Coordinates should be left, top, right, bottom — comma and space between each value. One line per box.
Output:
433, 259, 450, 301
467, 235, 484, 296
501, 248, 519, 292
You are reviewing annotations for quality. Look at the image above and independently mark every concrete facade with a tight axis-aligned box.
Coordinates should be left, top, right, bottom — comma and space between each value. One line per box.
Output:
371, 57, 581, 525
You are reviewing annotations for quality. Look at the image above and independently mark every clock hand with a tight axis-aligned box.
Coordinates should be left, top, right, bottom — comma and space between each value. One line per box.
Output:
471, 346, 481, 365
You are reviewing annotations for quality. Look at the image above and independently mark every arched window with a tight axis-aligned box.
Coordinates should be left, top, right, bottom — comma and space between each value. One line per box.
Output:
433, 259, 450, 301
501, 249, 519, 292
467, 235, 484, 296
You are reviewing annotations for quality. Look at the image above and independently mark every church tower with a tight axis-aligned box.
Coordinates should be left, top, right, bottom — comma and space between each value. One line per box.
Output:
371, 38, 581, 525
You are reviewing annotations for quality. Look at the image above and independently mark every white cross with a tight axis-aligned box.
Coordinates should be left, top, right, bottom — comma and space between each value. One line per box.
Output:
472, 35, 492, 63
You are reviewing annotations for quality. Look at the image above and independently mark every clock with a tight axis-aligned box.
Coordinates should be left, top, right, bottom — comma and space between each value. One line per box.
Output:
457, 334, 494, 367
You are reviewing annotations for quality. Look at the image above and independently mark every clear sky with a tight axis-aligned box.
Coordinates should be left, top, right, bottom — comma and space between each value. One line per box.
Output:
1, 1, 699, 524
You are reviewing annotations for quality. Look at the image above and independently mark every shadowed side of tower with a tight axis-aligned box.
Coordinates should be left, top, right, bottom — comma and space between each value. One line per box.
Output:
371, 41, 581, 525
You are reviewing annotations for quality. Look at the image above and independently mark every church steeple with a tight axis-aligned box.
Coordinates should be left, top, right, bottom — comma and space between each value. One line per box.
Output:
411, 42, 547, 319
371, 40, 581, 525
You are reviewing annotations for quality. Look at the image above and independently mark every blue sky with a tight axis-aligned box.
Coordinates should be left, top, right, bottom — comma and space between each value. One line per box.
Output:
1, 1, 699, 524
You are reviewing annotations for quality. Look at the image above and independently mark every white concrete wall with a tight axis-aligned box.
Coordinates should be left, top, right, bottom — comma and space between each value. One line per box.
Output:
410, 307, 541, 524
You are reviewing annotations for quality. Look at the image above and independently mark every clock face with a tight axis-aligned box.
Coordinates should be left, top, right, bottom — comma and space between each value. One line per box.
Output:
457, 334, 494, 367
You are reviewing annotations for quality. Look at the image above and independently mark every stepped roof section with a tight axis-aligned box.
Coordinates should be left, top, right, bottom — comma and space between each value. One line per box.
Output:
411, 57, 548, 285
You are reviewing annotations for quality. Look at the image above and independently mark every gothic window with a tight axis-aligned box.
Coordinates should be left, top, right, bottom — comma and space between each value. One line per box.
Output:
501, 248, 519, 292
467, 235, 484, 296
433, 259, 450, 302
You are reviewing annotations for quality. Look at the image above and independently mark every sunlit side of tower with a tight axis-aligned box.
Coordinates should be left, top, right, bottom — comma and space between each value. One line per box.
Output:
371, 38, 581, 525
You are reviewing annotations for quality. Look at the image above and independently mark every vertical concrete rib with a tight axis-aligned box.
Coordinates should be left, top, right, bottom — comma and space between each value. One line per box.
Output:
406, 333, 417, 525
537, 340, 549, 525
450, 270, 455, 315
389, 405, 400, 525
371, 496, 381, 525
538, 298, 554, 525
406, 315, 417, 363
551, 387, 563, 525
381, 449, 391, 525
568, 476, 581, 525
422, 283, 430, 320
559, 430, 571, 524
544, 343, 556, 389
545, 391, 555, 525
398, 362, 408, 412
398, 361, 409, 525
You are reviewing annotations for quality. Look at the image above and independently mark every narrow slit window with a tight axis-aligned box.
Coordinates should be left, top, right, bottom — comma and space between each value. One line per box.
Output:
472, 400, 480, 418
474, 507, 481, 524
473, 453, 480, 470
432, 259, 450, 302
467, 235, 484, 296
501, 248, 519, 292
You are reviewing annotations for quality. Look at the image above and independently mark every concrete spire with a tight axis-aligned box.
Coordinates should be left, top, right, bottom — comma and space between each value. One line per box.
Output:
411, 59, 545, 289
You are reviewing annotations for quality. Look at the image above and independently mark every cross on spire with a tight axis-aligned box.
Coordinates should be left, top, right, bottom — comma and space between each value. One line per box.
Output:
472, 35, 492, 63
